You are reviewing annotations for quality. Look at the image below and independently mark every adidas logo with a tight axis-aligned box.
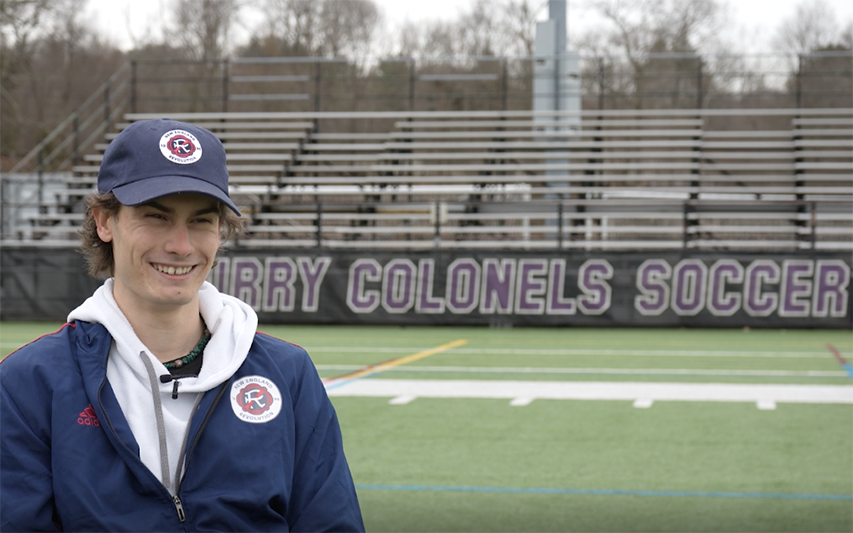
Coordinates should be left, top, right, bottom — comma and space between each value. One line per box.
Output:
77, 405, 100, 427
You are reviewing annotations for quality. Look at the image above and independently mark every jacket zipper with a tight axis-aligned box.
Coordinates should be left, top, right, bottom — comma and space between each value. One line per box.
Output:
98, 360, 194, 526
98, 356, 232, 527
173, 380, 231, 503
173, 495, 186, 522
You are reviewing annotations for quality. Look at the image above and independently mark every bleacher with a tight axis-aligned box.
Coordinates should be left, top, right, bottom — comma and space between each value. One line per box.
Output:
7, 108, 852, 250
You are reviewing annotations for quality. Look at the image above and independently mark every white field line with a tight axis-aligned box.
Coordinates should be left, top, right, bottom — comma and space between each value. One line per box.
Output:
325, 379, 853, 405
3, 343, 837, 358
307, 347, 837, 358
315, 364, 846, 378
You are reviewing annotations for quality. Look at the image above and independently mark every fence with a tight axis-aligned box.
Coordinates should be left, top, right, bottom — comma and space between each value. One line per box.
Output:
7, 50, 852, 176
122, 52, 852, 115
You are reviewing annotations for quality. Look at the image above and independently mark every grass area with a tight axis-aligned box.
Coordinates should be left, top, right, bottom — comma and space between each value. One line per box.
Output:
354, 489, 851, 533
334, 397, 852, 532
2, 322, 851, 531
0, 322, 67, 358
273, 325, 852, 385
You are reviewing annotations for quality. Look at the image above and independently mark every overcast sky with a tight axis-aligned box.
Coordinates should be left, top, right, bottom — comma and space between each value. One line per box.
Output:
83, 0, 853, 55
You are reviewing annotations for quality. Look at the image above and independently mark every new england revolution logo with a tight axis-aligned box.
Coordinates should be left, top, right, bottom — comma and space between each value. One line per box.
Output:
159, 129, 203, 165
230, 376, 283, 423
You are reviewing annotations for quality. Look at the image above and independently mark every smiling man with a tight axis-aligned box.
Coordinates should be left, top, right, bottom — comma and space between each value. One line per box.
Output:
0, 119, 365, 532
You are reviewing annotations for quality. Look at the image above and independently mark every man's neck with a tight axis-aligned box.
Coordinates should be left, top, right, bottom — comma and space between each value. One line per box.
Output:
119, 302, 205, 364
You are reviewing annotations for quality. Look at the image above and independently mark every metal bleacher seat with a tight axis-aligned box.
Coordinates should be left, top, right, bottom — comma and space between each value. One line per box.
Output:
90, 113, 315, 186
14, 108, 850, 251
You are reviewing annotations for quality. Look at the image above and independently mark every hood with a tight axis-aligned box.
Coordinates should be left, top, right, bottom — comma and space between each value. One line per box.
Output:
68, 279, 258, 393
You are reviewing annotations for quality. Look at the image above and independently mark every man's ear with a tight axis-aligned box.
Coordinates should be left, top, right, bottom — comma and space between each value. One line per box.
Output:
92, 207, 115, 243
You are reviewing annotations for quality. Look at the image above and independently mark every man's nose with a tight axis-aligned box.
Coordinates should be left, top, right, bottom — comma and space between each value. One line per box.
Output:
164, 223, 193, 255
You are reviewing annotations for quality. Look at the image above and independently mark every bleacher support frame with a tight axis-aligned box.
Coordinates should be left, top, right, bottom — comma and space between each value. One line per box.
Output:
2, 108, 850, 252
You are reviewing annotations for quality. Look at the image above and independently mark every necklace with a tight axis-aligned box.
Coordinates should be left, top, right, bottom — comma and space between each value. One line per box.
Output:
163, 329, 211, 369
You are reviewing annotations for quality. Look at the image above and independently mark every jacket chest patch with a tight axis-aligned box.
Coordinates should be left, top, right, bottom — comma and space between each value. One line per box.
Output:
230, 376, 282, 423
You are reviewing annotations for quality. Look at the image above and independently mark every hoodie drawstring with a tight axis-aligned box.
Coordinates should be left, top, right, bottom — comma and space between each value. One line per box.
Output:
140, 352, 172, 490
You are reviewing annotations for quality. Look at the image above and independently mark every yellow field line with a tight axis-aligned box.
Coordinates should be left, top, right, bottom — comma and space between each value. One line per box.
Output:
323, 339, 468, 386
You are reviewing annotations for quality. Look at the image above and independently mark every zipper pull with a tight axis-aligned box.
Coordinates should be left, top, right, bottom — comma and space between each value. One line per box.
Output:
160, 375, 182, 400
173, 495, 186, 523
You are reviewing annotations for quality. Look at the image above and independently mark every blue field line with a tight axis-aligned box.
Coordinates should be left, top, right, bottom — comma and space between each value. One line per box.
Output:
826, 344, 853, 380
325, 373, 380, 391
324, 366, 391, 391
355, 484, 853, 501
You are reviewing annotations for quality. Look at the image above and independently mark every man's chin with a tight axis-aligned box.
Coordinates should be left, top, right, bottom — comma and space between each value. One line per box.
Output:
151, 288, 201, 309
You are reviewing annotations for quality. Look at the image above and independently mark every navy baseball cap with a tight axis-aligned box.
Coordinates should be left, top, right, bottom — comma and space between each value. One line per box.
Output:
97, 118, 240, 215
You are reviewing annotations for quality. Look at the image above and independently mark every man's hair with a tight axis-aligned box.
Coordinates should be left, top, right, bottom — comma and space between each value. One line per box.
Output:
80, 192, 245, 279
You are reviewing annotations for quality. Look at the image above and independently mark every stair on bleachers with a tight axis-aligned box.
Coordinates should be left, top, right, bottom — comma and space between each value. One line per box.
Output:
13, 110, 852, 250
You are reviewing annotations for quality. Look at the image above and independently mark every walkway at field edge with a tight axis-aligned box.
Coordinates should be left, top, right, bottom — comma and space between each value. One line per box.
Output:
325, 379, 853, 409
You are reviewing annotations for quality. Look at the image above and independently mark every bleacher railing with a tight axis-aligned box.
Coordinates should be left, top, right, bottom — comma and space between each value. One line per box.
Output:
3, 51, 851, 251
3, 106, 850, 251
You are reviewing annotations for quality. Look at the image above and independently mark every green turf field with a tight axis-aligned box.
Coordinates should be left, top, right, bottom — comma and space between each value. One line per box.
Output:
2, 323, 851, 532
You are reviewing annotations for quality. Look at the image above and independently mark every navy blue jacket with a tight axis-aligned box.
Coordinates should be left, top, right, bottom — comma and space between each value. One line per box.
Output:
0, 321, 364, 532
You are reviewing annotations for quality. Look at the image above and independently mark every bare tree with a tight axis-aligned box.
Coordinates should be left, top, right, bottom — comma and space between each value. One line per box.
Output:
44, 3, 123, 104
394, 20, 424, 58
0, 0, 53, 127
389, 0, 543, 59
0, 0, 73, 162
262, 0, 321, 55
576, 0, 728, 108
319, 0, 380, 58
843, 21, 853, 49
501, 0, 544, 56
257, 0, 381, 58
162, 0, 242, 113
0, 0, 51, 49
170, 0, 242, 60
389, 19, 466, 59
457, 0, 500, 56
771, 0, 846, 55
586, 0, 726, 58
768, 0, 851, 108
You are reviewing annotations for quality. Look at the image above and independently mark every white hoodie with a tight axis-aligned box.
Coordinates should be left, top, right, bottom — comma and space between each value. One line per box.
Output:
67, 279, 258, 495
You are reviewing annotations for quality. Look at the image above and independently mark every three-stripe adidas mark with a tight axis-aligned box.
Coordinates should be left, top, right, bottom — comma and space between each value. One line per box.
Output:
77, 405, 100, 427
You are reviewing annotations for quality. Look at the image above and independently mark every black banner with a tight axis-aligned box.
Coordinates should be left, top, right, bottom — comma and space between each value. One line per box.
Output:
0, 247, 101, 321
2, 247, 851, 328
210, 248, 851, 328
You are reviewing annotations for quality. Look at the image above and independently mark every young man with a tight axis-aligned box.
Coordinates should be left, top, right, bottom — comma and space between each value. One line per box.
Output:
0, 119, 365, 532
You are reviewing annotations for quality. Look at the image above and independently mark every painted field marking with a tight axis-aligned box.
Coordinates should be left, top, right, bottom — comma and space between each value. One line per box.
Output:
510, 397, 534, 407
633, 398, 654, 409
310, 346, 834, 358
757, 400, 777, 411
316, 364, 846, 378
323, 339, 468, 391
327, 379, 853, 405
827, 343, 853, 379
355, 483, 853, 501
388, 395, 417, 405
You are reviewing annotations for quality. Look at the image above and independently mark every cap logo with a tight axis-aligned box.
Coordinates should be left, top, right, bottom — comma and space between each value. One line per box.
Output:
230, 375, 283, 424
159, 129, 203, 164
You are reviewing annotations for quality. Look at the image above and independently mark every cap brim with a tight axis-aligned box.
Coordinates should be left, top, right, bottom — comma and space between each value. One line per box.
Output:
111, 175, 241, 216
